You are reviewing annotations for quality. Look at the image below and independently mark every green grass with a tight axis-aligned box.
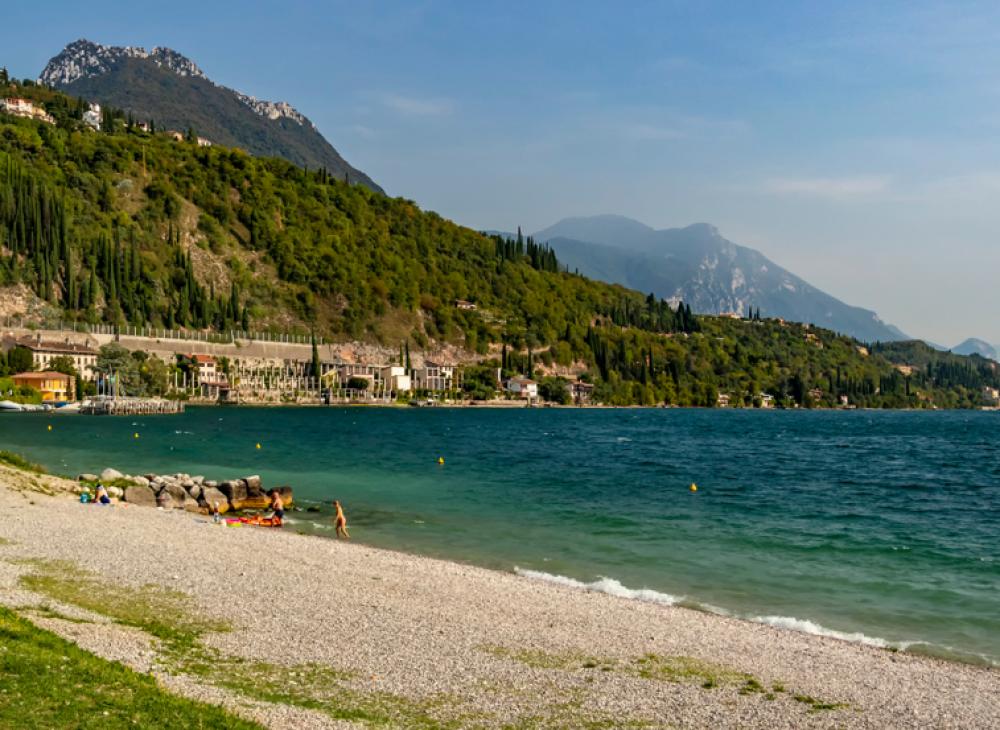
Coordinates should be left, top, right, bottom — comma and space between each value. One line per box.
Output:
793, 694, 849, 712
0, 537, 13, 546
0, 606, 261, 729
16, 559, 229, 650
0, 451, 46, 474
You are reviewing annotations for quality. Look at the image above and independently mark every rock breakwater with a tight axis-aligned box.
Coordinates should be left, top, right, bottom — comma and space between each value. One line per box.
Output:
75, 468, 293, 515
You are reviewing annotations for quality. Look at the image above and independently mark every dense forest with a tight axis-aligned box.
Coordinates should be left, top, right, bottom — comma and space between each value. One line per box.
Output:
2, 75, 998, 408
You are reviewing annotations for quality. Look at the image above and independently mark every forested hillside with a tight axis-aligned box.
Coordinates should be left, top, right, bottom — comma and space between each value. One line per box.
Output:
2, 76, 997, 408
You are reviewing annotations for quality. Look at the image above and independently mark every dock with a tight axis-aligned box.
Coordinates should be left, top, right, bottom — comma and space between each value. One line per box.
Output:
80, 398, 185, 415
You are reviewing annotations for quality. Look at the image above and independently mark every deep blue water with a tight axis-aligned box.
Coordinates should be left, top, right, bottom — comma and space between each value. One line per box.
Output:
1, 407, 997, 665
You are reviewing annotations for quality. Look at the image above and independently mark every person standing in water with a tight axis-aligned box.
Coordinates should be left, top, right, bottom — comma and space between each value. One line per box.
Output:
270, 490, 285, 524
333, 500, 350, 539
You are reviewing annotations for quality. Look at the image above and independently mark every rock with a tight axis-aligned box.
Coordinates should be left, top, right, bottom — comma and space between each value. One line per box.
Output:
240, 495, 271, 510
218, 480, 248, 509
156, 490, 173, 508
244, 475, 263, 492
163, 482, 187, 501
129, 476, 150, 488
199, 487, 229, 514
107, 486, 124, 499
192, 475, 204, 486
203, 480, 218, 488
187, 484, 203, 500
123, 485, 156, 507
182, 496, 201, 513
100, 467, 124, 482
78, 473, 98, 483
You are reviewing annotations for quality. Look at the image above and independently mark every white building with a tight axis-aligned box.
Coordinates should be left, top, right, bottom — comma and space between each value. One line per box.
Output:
0, 97, 55, 124
82, 103, 101, 130
506, 377, 538, 399
379, 365, 411, 393
412, 362, 456, 392
191, 354, 219, 383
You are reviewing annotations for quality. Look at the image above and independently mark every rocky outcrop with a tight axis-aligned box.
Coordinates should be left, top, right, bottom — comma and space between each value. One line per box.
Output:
92, 467, 292, 514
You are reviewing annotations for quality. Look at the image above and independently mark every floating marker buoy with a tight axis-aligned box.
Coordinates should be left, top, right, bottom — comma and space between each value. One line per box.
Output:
134, 433, 140, 439
689, 483, 698, 492
438, 457, 445, 465
47, 425, 52, 431
256, 443, 262, 450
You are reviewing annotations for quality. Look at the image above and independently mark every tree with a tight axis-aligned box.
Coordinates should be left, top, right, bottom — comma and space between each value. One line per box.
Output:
48, 355, 77, 376
539, 376, 571, 404
311, 333, 321, 380
94, 342, 139, 395
6, 347, 34, 374
346, 376, 370, 391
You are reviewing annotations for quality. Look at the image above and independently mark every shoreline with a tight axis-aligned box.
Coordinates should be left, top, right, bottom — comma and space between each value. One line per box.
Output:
1, 463, 997, 728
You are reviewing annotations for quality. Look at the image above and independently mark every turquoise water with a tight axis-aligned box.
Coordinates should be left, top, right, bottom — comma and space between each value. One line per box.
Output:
2, 407, 998, 666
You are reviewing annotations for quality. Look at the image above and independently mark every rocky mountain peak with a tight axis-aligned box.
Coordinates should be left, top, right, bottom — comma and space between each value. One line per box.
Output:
40, 39, 311, 128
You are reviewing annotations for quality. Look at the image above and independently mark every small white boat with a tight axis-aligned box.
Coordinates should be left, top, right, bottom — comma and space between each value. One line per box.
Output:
0, 400, 24, 412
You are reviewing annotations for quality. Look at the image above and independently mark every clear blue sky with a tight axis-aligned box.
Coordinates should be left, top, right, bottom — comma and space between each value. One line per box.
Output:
4, 1, 999, 346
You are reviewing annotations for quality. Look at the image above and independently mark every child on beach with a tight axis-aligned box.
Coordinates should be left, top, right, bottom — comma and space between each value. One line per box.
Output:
211, 502, 222, 524
95, 484, 111, 506
333, 500, 350, 539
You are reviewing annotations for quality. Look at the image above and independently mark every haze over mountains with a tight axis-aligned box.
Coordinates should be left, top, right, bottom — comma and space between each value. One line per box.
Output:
951, 338, 999, 361
527, 215, 910, 344
40, 39, 382, 192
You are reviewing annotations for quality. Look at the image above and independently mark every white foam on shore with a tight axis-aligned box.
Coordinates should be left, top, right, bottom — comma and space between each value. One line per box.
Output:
749, 615, 892, 648
514, 568, 682, 606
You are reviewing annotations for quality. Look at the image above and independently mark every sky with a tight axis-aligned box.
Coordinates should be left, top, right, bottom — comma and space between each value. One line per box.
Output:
3, 0, 999, 346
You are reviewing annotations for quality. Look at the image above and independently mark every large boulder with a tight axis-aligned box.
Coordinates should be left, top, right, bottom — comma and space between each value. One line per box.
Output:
100, 467, 124, 482
218, 480, 248, 510
244, 475, 263, 492
163, 482, 188, 502
187, 484, 203, 501
78, 473, 98, 483
182, 496, 201, 513
123, 485, 156, 507
199, 487, 230, 514
203, 480, 218, 489
128, 475, 150, 488
107, 486, 124, 499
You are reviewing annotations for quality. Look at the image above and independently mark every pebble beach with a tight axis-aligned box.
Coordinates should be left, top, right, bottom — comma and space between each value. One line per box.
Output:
1, 464, 997, 729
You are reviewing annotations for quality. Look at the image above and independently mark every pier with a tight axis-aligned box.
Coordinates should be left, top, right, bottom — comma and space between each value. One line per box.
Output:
80, 398, 185, 416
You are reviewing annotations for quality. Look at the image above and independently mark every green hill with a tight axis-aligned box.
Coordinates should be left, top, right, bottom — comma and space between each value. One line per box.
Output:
1, 77, 997, 408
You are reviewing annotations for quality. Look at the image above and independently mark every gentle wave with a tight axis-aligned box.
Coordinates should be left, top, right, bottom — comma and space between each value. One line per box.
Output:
514, 568, 682, 605
749, 614, 893, 648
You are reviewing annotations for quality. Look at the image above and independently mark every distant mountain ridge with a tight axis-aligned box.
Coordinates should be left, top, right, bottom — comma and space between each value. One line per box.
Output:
952, 338, 998, 361
532, 215, 909, 343
40, 39, 381, 192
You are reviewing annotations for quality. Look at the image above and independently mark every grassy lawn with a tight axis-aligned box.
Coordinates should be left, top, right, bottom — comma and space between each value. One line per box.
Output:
0, 606, 261, 729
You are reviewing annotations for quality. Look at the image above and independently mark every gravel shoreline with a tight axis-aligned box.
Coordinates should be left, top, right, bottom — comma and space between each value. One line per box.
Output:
1, 465, 997, 729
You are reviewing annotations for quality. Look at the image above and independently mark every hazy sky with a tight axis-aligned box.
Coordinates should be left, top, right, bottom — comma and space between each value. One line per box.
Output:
4, 1, 999, 346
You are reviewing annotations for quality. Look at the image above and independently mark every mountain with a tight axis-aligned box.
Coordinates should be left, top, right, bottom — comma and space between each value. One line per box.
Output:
39, 39, 381, 192
952, 338, 998, 361
533, 215, 908, 343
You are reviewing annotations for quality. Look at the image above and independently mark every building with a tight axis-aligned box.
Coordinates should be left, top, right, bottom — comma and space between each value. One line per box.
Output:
454, 299, 477, 311
505, 377, 538, 399
569, 380, 595, 405
190, 354, 219, 383
167, 130, 184, 141
808, 388, 824, 401
379, 365, 412, 393
12, 371, 73, 401
983, 386, 1000, 404
412, 362, 456, 392
0, 97, 55, 124
196, 137, 213, 147
82, 103, 101, 130
758, 392, 775, 409
8, 337, 98, 381
716, 392, 731, 408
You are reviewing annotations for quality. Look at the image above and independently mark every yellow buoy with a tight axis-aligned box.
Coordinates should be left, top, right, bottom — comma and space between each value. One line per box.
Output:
47, 425, 52, 431
134, 432, 140, 439
689, 483, 698, 492
437, 457, 445, 465
256, 443, 262, 450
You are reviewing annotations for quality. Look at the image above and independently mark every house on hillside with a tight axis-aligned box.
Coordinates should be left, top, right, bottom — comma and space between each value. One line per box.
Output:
0, 97, 55, 124
196, 137, 213, 147
983, 386, 1000, 404
82, 103, 101, 130
379, 365, 411, 393
505, 377, 538, 399
758, 392, 775, 409
717, 393, 731, 408
12, 371, 73, 401
454, 299, 477, 311
190, 354, 219, 384
7, 337, 98, 381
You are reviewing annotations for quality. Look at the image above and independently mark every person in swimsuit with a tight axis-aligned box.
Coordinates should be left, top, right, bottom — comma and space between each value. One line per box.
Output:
333, 500, 350, 539
270, 490, 285, 524
95, 484, 112, 505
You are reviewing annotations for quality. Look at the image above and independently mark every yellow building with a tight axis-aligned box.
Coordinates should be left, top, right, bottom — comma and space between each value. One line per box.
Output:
12, 371, 73, 401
